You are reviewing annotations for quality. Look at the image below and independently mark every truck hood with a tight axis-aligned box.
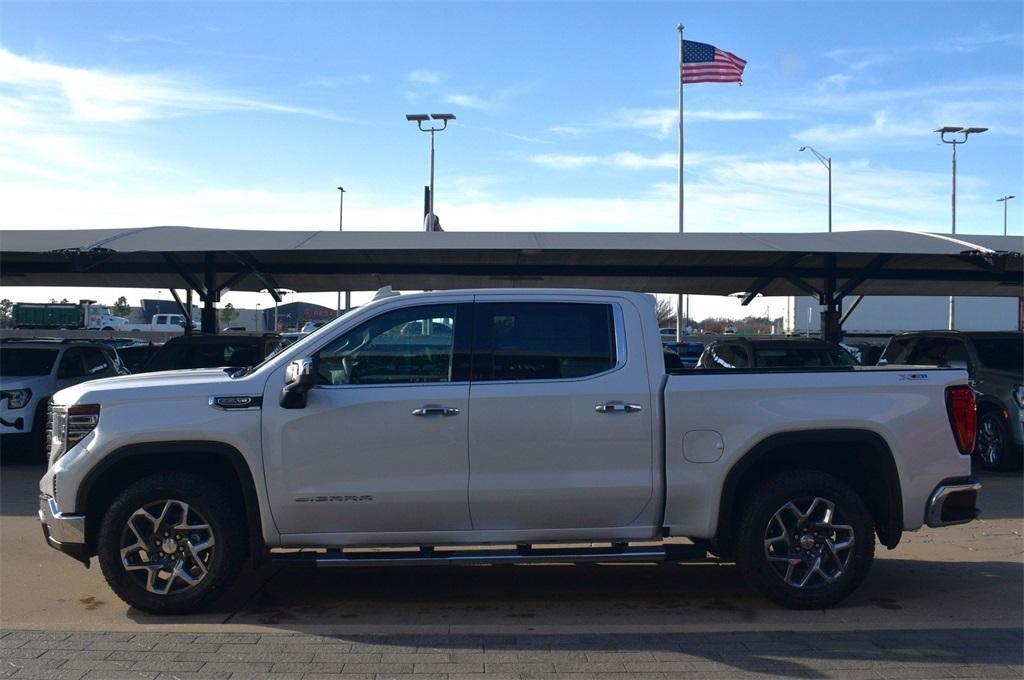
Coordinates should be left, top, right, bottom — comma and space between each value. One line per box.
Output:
51, 368, 243, 407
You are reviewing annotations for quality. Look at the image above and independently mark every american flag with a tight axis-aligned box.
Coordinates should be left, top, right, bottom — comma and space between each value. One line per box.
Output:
681, 40, 747, 85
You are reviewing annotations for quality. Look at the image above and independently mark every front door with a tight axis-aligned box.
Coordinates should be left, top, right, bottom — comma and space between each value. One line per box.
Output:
467, 298, 656, 531
263, 301, 473, 536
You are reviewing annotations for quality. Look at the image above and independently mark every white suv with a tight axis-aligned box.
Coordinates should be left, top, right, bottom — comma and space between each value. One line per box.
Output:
1, 341, 124, 459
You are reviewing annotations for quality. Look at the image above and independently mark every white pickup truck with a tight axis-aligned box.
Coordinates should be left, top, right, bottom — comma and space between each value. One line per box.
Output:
39, 289, 981, 614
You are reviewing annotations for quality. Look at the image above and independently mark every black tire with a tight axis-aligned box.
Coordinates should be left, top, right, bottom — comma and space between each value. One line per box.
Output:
97, 472, 245, 615
736, 470, 875, 609
975, 410, 1019, 472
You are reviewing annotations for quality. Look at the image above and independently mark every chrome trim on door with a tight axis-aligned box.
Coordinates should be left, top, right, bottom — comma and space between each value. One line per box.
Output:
412, 406, 460, 417
595, 402, 643, 413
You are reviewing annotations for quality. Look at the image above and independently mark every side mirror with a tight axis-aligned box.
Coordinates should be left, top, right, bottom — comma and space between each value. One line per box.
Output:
280, 357, 318, 409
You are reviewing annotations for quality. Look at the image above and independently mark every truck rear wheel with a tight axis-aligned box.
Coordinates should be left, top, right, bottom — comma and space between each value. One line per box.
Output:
97, 473, 245, 615
736, 470, 875, 609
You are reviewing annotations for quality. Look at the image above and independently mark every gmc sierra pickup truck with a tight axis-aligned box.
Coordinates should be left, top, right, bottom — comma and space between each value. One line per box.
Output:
39, 289, 981, 614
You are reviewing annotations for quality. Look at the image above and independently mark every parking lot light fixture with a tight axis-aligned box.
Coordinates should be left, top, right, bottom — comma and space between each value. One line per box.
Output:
799, 146, 832, 233
997, 195, 1015, 236
406, 112, 456, 230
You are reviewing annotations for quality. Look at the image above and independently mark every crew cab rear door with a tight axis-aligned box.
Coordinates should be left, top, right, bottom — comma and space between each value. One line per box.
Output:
466, 295, 656, 531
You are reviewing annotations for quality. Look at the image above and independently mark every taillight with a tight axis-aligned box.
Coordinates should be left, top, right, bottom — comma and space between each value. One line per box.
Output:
946, 386, 977, 455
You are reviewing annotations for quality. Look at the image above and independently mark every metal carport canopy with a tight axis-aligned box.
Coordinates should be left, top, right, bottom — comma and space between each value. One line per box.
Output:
0, 226, 1020, 298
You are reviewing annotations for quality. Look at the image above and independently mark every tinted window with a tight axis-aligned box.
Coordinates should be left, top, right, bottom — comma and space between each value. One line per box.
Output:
880, 335, 914, 364
317, 304, 458, 385
972, 337, 1023, 372
81, 347, 111, 375
0, 348, 59, 377
57, 348, 85, 379
753, 345, 856, 368
906, 338, 970, 367
701, 343, 748, 368
472, 302, 616, 381
145, 341, 262, 372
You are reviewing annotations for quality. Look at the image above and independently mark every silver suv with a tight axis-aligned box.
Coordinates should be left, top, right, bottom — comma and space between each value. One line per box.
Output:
0, 341, 125, 460
880, 331, 1023, 471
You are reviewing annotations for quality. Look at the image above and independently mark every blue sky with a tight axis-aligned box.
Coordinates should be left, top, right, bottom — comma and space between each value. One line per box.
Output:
1, 1, 1021, 317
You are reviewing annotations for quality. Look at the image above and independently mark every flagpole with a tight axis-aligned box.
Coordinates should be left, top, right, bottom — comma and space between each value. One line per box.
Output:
676, 23, 685, 342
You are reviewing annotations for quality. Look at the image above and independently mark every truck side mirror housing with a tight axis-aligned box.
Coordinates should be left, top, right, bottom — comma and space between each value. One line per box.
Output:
280, 357, 318, 409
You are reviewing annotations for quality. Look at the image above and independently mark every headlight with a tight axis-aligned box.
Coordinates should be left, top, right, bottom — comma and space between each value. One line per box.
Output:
1014, 385, 1024, 409
47, 404, 99, 464
1, 389, 32, 409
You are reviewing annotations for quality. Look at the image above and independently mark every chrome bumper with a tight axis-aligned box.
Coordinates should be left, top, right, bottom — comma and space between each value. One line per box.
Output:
926, 478, 982, 528
38, 495, 89, 566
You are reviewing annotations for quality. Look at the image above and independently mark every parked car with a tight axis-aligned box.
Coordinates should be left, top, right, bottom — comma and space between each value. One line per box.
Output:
111, 342, 162, 374
880, 331, 1023, 471
1, 340, 125, 459
139, 334, 284, 373
696, 337, 858, 369
40, 290, 980, 614
663, 341, 706, 369
841, 339, 888, 366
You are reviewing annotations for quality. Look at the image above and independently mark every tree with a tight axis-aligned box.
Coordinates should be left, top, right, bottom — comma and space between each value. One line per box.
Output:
655, 297, 676, 328
49, 297, 70, 304
0, 299, 12, 328
219, 303, 237, 327
111, 296, 131, 317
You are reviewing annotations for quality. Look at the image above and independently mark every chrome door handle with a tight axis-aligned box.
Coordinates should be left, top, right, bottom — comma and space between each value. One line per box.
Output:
412, 406, 460, 417
595, 402, 643, 413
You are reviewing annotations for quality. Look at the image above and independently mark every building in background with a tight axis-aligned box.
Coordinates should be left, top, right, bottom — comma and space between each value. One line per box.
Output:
260, 302, 335, 332
786, 296, 1021, 336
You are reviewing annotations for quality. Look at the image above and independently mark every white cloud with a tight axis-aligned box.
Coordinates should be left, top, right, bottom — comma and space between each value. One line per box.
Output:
408, 70, 440, 85
444, 93, 490, 110
550, 107, 787, 139
531, 152, 677, 171
531, 153, 600, 169
0, 47, 335, 123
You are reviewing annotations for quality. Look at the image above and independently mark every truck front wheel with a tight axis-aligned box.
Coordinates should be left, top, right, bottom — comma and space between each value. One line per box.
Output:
736, 471, 875, 609
97, 473, 245, 614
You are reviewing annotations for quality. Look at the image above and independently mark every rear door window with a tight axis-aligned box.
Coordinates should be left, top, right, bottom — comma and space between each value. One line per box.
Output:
471, 302, 616, 381
81, 347, 111, 375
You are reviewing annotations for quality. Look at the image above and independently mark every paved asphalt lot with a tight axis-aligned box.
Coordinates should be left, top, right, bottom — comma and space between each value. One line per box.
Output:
1, 460, 1021, 679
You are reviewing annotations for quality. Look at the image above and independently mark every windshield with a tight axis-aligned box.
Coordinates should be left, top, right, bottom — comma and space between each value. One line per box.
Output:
973, 337, 1023, 372
753, 345, 857, 368
1, 347, 59, 376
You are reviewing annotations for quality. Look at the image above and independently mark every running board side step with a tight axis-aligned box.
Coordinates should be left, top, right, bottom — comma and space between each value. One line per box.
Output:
272, 544, 708, 568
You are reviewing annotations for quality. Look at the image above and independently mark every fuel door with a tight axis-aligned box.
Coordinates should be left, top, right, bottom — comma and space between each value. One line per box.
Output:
683, 429, 725, 464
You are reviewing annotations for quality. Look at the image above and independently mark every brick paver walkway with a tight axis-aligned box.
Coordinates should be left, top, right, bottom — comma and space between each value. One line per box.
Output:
1, 628, 1021, 679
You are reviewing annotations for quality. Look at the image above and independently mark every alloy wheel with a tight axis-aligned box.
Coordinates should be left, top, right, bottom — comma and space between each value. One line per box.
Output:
119, 499, 216, 595
976, 415, 1003, 468
763, 496, 855, 589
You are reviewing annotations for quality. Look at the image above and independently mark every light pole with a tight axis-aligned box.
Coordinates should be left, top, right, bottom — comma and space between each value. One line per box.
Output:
799, 146, 832, 232
935, 126, 987, 329
336, 186, 348, 316
997, 195, 1016, 236
406, 113, 455, 231
935, 127, 987, 234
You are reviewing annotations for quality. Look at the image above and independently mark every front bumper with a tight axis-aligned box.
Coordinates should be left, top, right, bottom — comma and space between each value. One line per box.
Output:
38, 495, 90, 567
925, 477, 982, 527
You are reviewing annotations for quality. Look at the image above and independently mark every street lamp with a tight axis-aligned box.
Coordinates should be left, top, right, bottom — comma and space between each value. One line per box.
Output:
934, 126, 987, 330
799, 146, 832, 232
336, 186, 348, 316
934, 126, 987, 234
997, 195, 1016, 236
406, 113, 455, 231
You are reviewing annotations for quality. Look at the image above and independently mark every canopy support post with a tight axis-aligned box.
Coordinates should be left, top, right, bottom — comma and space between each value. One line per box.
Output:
201, 252, 218, 334
820, 254, 842, 343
